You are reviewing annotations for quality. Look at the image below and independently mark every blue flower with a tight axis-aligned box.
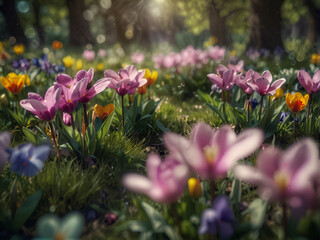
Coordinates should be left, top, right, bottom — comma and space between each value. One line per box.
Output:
199, 195, 235, 240
9, 143, 50, 177
12, 58, 31, 71
32, 54, 65, 74
249, 98, 259, 110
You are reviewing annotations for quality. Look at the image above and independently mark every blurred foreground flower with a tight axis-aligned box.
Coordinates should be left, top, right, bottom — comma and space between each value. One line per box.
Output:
1, 72, 29, 94
286, 92, 309, 114
164, 123, 263, 180
63, 55, 75, 68
9, 143, 50, 177
199, 195, 235, 239
20, 86, 61, 121
52, 40, 63, 50
13, 44, 24, 55
94, 103, 114, 121
36, 212, 84, 240
122, 154, 189, 203
0, 132, 10, 171
234, 139, 318, 212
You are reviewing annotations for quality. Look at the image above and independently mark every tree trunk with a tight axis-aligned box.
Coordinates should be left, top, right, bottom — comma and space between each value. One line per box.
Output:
209, 0, 230, 47
0, 0, 27, 44
32, 0, 45, 46
66, 0, 93, 47
303, 0, 320, 44
248, 0, 284, 51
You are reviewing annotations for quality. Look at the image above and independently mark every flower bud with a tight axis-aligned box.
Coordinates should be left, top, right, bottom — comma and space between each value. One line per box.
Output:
63, 112, 72, 126
188, 178, 202, 199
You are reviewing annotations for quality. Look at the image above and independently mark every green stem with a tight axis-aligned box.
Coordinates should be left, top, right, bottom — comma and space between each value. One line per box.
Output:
246, 95, 251, 126
307, 94, 313, 120
121, 95, 125, 132
49, 122, 61, 164
293, 113, 296, 139
210, 180, 215, 205
82, 103, 88, 128
171, 203, 182, 236
282, 202, 287, 240
258, 96, 264, 121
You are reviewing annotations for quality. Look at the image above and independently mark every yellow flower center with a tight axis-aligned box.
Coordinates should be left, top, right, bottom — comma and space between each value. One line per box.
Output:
68, 99, 71, 103
274, 171, 290, 192
203, 145, 218, 164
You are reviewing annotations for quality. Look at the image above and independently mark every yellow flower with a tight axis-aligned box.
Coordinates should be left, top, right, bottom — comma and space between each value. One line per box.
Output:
203, 36, 218, 48
13, 44, 24, 55
63, 56, 75, 68
1, 73, 27, 94
188, 178, 202, 199
286, 92, 309, 114
0, 41, 4, 52
231, 50, 237, 57
310, 53, 320, 65
142, 68, 158, 87
94, 104, 114, 121
270, 88, 284, 101
76, 59, 83, 70
96, 62, 104, 71
138, 85, 147, 95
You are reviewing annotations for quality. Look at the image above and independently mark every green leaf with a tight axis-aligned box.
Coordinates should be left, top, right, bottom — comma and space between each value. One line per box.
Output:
230, 178, 242, 204
6, 108, 24, 126
197, 90, 213, 103
242, 198, 268, 230
22, 127, 39, 145
97, 112, 114, 140
141, 202, 167, 232
156, 119, 170, 132
11, 190, 42, 232
206, 103, 226, 123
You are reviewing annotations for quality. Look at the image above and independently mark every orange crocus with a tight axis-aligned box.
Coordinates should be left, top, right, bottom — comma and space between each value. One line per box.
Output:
52, 40, 63, 50
286, 92, 309, 114
94, 103, 114, 121
138, 85, 147, 95
1, 73, 27, 94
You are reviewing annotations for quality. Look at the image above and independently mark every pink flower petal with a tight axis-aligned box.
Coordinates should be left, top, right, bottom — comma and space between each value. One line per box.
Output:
298, 70, 313, 93
190, 122, 214, 149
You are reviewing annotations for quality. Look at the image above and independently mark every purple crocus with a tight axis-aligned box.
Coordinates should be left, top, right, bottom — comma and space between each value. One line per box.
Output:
0, 132, 11, 171
234, 139, 318, 212
163, 123, 263, 180
20, 86, 61, 121
9, 143, 50, 177
199, 195, 235, 239
32, 54, 65, 74
207, 69, 236, 91
104, 65, 147, 96
246, 70, 286, 96
297, 69, 320, 94
12, 58, 31, 72
54, 84, 80, 113
122, 153, 189, 203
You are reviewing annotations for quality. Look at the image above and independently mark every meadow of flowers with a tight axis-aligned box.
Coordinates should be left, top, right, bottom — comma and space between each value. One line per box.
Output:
0, 39, 320, 240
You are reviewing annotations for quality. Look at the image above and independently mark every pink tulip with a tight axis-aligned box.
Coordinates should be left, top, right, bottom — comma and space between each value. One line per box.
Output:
164, 123, 263, 180
234, 139, 318, 210
131, 52, 145, 65
20, 86, 61, 121
235, 69, 260, 95
207, 69, 236, 91
122, 153, 189, 203
246, 70, 286, 96
98, 49, 107, 58
55, 68, 94, 88
297, 69, 320, 94
104, 65, 147, 96
82, 50, 95, 62
206, 46, 226, 61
